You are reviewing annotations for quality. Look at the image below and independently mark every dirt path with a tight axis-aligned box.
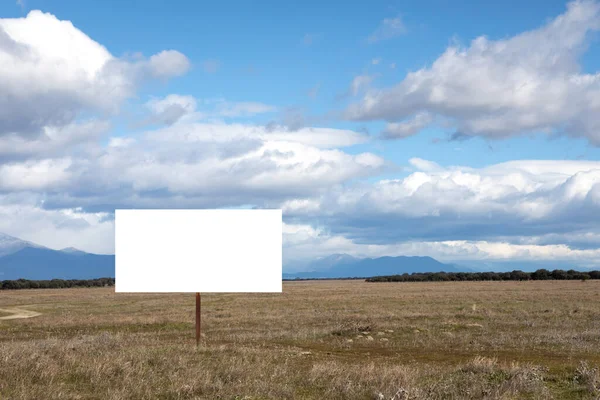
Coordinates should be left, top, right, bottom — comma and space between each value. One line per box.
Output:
0, 307, 41, 320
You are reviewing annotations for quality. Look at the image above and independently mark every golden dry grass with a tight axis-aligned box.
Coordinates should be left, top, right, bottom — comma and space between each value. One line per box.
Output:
1, 280, 599, 399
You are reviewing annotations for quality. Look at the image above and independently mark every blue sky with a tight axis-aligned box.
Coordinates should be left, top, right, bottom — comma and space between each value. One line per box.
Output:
6, 0, 597, 167
16, 3, 600, 160
2, 0, 600, 270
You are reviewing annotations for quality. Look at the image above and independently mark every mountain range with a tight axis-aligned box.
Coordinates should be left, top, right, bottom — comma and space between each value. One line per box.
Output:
0, 233, 114, 280
1, 233, 470, 281
283, 254, 469, 279
5, 233, 582, 281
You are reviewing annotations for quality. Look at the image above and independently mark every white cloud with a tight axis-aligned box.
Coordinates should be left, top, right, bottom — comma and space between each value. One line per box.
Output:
0, 201, 114, 254
348, 0, 600, 143
2, 6, 600, 269
0, 120, 110, 159
280, 198, 321, 214
213, 101, 276, 118
281, 222, 354, 264
108, 137, 382, 196
148, 50, 190, 78
0, 119, 383, 253
0, 158, 72, 191
144, 121, 369, 149
366, 15, 407, 43
382, 112, 433, 139
146, 95, 198, 125
350, 75, 374, 96
0, 120, 379, 207
0, 11, 190, 138
371, 58, 381, 65
407, 157, 442, 172
108, 137, 135, 148
145, 95, 277, 125
4, 149, 600, 265
283, 159, 600, 249
281, 221, 600, 267
148, 95, 197, 114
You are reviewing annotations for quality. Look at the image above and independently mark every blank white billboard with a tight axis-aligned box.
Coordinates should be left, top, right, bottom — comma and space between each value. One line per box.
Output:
115, 209, 282, 293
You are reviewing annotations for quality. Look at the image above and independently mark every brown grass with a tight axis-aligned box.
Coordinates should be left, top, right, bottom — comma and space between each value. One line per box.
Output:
1, 280, 599, 399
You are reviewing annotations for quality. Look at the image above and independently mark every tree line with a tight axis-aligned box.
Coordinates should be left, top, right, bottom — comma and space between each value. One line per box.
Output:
0, 277, 115, 290
366, 269, 600, 282
2, 269, 598, 288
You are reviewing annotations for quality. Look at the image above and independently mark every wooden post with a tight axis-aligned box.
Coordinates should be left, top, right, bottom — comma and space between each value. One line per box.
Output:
195, 292, 201, 347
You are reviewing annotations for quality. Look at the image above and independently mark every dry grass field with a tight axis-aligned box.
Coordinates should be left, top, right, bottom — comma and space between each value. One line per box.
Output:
1, 280, 599, 399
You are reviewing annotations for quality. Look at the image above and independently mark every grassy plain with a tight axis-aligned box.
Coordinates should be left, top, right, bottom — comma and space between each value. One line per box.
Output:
0, 280, 599, 399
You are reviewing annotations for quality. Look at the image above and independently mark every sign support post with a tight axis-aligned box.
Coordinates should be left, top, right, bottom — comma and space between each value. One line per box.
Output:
195, 292, 201, 347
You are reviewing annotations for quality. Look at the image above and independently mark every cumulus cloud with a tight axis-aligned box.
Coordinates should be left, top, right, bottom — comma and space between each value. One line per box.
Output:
382, 112, 433, 139
4, 140, 600, 266
148, 50, 190, 78
0, 116, 385, 254
348, 0, 600, 143
282, 159, 600, 250
146, 95, 198, 125
265, 106, 337, 132
111, 140, 381, 197
142, 121, 369, 149
2, 6, 600, 270
108, 137, 136, 148
366, 15, 407, 43
0, 120, 380, 207
0, 11, 190, 138
281, 220, 600, 268
0, 158, 73, 192
0, 120, 110, 160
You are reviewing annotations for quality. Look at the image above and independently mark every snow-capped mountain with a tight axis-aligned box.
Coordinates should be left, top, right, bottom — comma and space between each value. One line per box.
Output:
0, 232, 48, 258
0, 233, 114, 280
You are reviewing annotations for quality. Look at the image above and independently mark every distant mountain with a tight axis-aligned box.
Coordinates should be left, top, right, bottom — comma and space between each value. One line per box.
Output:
0, 232, 45, 258
284, 254, 468, 279
60, 247, 87, 255
0, 233, 114, 280
306, 254, 358, 271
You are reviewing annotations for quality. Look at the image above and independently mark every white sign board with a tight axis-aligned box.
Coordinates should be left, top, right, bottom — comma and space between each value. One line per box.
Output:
115, 209, 282, 293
